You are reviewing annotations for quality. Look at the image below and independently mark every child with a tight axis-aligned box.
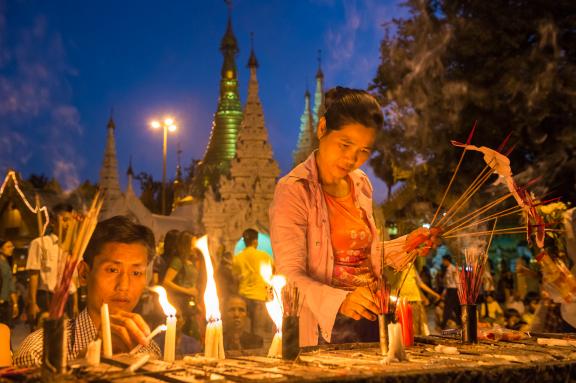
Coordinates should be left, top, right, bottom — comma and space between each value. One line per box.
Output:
480, 292, 504, 324
504, 308, 528, 331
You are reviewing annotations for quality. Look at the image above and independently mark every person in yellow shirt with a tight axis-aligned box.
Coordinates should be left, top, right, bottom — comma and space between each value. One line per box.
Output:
232, 229, 274, 341
398, 266, 441, 335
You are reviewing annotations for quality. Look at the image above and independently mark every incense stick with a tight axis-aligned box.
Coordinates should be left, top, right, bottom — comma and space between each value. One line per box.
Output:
431, 121, 477, 226
443, 205, 523, 235
49, 191, 103, 319
438, 164, 496, 227
443, 193, 513, 233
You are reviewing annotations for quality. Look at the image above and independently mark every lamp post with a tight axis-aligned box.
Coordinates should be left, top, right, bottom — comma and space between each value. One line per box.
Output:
151, 117, 177, 215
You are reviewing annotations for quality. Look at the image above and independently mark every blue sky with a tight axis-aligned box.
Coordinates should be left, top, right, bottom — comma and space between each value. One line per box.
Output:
0, 0, 407, 202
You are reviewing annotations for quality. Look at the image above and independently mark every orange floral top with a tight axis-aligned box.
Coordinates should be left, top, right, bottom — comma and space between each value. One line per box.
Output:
324, 177, 374, 290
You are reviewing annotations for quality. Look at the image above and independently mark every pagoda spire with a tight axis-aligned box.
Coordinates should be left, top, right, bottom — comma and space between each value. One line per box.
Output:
207, 34, 280, 251
99, 112, 123, 218
193, 8, 243, 196
126, 155, 134, 194
292, 87, 316, 166
312, 49, 325, 127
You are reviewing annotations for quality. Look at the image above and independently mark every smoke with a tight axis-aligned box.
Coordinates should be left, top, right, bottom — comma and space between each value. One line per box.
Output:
0, 1, 83, 191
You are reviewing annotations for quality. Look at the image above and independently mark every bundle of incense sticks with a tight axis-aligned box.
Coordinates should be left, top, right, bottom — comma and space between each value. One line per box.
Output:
369, 278, 391, 315
456, 247, 488, 305
49, 192, 103, 319
282, 283, 302, 317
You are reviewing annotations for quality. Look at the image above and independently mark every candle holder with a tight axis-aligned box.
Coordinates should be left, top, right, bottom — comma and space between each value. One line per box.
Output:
42, 317, 67, 379
461, 304, 478, 344
282, 315, 299, 360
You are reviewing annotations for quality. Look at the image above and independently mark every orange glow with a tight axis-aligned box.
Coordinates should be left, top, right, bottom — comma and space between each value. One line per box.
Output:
260, 264, 286, 332
195, 235, 221, 322
150, 285, 177, 316
151, 120, 161, 129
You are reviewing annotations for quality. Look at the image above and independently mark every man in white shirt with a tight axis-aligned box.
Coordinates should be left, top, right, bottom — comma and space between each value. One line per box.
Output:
441, 254, 462, 328
26, 204, 78, 329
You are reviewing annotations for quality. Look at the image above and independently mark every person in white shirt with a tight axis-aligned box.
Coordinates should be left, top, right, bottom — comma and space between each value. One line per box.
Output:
26, 203, 78, 329
441, 254, 462, 328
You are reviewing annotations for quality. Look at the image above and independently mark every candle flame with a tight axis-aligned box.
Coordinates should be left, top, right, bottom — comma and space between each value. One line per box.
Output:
260, 263, 286, 331
150, 285, 177, 316
195, 235, 221, 322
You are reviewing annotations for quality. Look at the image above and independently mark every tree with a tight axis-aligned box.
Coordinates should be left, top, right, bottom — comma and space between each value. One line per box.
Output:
134, 172, 175, 214
27, 173, 49, 189
370, 0, 576, 225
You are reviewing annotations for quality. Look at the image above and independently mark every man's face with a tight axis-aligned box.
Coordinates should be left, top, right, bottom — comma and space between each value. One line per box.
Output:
83, 242, 148, 314
1, 241, 14, 257
225, 298, 248, 332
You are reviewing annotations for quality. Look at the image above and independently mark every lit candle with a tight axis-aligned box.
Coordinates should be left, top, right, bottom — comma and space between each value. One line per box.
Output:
261, 263, 286, 359
101, 303, 112, 358
150, 286, 177, 362
195, 236, 225, 359
164, 314, 176, 362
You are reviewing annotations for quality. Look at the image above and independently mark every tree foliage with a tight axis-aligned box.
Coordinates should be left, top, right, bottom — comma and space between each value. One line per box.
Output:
370, 0, 576, 222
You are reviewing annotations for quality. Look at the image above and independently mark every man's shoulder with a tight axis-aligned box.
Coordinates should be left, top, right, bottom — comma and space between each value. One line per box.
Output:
13, 328, 44, 367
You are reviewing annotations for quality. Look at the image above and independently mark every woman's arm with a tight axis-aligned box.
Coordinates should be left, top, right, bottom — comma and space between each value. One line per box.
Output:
162, 267, 196, 297
415, 273, 442, 300
270, 182, 349, 335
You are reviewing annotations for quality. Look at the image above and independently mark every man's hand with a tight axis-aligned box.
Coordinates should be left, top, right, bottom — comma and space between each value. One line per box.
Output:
338, 286, 379, 321
12, 303, 19, 319
109, 310, 151, 353
28, 303, 40, 321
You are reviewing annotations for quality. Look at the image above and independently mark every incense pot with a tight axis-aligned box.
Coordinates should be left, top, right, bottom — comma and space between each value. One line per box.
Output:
461, 304, 478, 344
282, 315, 299, 360
42, 317, 67, 378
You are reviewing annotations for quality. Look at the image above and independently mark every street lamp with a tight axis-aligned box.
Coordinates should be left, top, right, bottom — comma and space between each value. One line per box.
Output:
150, 117, 177, 215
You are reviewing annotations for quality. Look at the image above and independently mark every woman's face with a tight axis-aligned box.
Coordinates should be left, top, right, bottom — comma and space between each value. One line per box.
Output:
316, 119, 376, 184
0, 241, 14, 257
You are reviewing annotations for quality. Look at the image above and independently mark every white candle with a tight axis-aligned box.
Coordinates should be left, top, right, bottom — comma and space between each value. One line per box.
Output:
205, 319, 224, 359
129, 324, 167, 354
126, 354, 150, 373
86, 339, 101, 366
148, 324, 167, 342
378, 314, 388, 355
387, 322, 407, 362
164, 315, 177, 362
267, 331, 282, 358
101, 303, 112, 358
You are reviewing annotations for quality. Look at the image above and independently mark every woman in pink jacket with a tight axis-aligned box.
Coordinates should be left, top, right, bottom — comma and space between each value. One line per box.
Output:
270, 87, 411, 346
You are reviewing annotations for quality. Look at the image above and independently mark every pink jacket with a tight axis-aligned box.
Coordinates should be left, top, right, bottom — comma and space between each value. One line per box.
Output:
269, 152, 381, 346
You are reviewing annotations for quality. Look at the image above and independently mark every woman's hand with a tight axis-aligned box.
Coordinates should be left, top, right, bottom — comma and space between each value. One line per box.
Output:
338, 286, 379, 321
405, 227, 442, 257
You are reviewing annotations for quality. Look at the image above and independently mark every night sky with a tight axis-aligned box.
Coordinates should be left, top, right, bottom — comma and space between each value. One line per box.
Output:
0, 0, 407, 202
